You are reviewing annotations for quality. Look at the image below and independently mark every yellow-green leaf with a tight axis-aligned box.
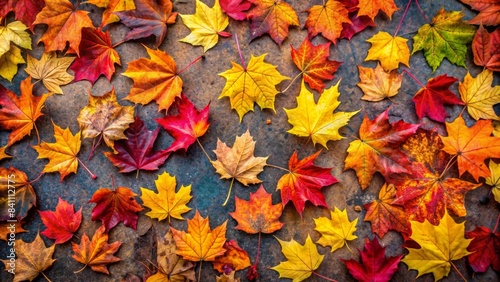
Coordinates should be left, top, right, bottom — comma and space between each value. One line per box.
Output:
0, 21, 31, 57
0, 45, 25, 82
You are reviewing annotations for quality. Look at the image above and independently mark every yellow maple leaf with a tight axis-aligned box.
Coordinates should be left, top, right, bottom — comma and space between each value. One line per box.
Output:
140, 171, 192, 222
0, 45, 25, 82
459, 69, 500, 120
219, 53, 289, 121
357, 63, 403, 101
402, 210, 472, 281
0, 21, 31, 57
271, 235, 324, 282
284, 80, 359, 149
179, 0, 229, 52
25, 52, 75, 94
486, 160, 500, 204
365, 31, 410, 71
314, 207, 358, 252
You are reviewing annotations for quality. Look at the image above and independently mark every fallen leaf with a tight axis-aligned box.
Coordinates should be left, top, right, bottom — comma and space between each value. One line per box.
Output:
472, 25, 500, 71
7, 0, 46, 32
39, 197, 82, 244
86, 0, 136, 27
220, 0, 251, 21
356, 0, 398, 20
216, 271, 240, 282
465, 225, 500, 272
486, 160, 500, 204
0, 221, 26, 241
0, 20, 31, 57
339, 0, 376, 40
460, 0, 500, 26
365, 31, 410, 71
357, 63, 403, 102
72, 225, 121, 274
401, 128, 449, 173
25, 52, 75, 94
459, 69, 500, 120
0, 145, 11, 160
304, 0, 351, 44
0, 45, 25, 82
0, 167, 35, 221
213, 240, 251, 273
314, 207, 358, 252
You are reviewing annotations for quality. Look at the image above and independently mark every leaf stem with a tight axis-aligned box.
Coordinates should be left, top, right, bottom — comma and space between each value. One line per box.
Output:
112, 40, 126, 49
265, 164, 290, 173
439, 155, 457, 179
29, 172, 44, 184
281, 72, 302, 94
34, 124, 41, 145
197, 261, 203, 282
402, 68, 426, 88
77, 158, 97, 179
177, 55, 204, 75
345, 241, 354, 255
415, 0, 431, 24
494, 213, 500, 233
88, 134, 103, 160
450, 261, 468, 282
196, 138, 212, 162
222, 178, 235, 206
74, 264, 87, 274
255, 231, 261, 266
394, 0, 412, 37
312, 271, 338, 282
234, 33, 246, 70
40, 271, 52, 282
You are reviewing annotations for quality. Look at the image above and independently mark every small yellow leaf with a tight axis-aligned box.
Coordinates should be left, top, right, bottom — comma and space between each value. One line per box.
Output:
314, 207, 358, 252
357, 63, 403, 101
25, 52, 75, 94
486, 160, 500, 204
365, 31, 410, 71
0, 45, 25, 82
459, 69, 500, 120
0, 21, 31, 57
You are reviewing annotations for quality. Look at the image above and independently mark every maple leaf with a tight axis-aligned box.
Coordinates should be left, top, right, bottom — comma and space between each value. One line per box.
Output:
86, 0, 136, 27
472, 25, 500, 71
123, 46, 183, 112
33, 0, 93, 55
70, 27, 121, 84
247, 0, 300, 46
465, 225, 500, 272
77, 88, 134, 155
115, 0, 177, 48
356, 0, 398, 20
459, 69, 500, 120
342, 238, 402, 282
140, 171, 192, 222
89, 186, 143, 232
179, 0, 230, 52
156, 94, 210, 153
220, 0, 252, 21
401, 128, 449, 172
1, 233, 55, 282
72, 225, 121, 274
39, 197, 82, 244
0, 145, 11, 160
344, 109, 419, 189
364, 183, 408, 238
0, 221, 26, 241
285, 80, 358, 149
171, 210, 227, 261
0, 45, 25, 82
365, 31, 410, 72
25, 52, 75, 94
219, 53, 289, 121
271, 235, 324, 282
0, 77, 51, 146
357, 63, 403, 102
486, 160, 500, 203
460, 0, 500, 26
216, 271, 240, 282
0, 20, 31, 57
402, 210, 472, 281
304, 0, 351, 44
412, 8, 477, 71
339, 0, 376, 40
290, 38, 342, 93
0, 167, 36, 221
6, 0, 46, 32
213, 240, 251, 273
412, 74, 464, 122
314, 207, 357, 252
104, 116, 170, 174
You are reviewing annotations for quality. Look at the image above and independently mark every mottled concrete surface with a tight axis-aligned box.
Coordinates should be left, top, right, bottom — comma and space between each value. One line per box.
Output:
1, 0, 499, 281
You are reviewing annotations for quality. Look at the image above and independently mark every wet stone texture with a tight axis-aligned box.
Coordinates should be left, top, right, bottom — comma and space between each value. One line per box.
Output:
1, 0, 499, 281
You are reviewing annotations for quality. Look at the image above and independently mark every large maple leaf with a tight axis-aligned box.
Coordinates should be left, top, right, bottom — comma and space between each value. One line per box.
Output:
314, 207, 358, 252
304, 0, 351, 44
472, 25, 500, 71
89, 186, 143, 232
466, 225, 500, 272
0, 78, 51, 146
285, 80, 358, 149
402, 210, 472, 281
86, 0, 135, 27
123, 46, 182, 112
342, 238, 402, 282
277, 151, 337, 216
357, 63, 402, 102
115, 0, 177, 48
25, 52, 75, 94
0, 45, 25, 82
0, 20, 31, 57
39, 197, 82, 244
0, 167, 35, 221
339, 0, 376, 40
290, 38, 342, 93
460, 0, 500, 26
459, 69, 500, 120
365, 31, 410, 71
486, 160, 500, 203
247, 0, 299, 46
344, 109, 419, 189
356, 0, 398, 20
104, 116, 170, 174
412, 8, 477, 71
220, 0, 251, 21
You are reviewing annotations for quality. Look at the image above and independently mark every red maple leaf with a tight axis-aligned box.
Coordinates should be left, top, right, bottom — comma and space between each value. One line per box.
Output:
220, 0, 251, 21
39, 197, 82, 244
277, 151, 337, 216
104, 116, 170, 174
342, 237, 402, 282
472, 25, 500, 72
156, 95, 210, 153
339, 0, 376, 40
89, 186, 143, 232
412, 74, 464, 122
7, 0, 45, 32
466, 224, 500, 272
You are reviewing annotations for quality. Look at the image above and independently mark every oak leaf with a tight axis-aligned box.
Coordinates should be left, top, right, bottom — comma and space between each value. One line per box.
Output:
472, 25, 500, 71
459, 69, 500, 120
365, 31, 410, 71
412, 8, 477, 71
285, 80, 358, 149
290, 38, 342, 93
219, 53, 289, 121
0, 45, 25, 82
179, 0, 230, 52
357, 0, 398, 20
339, 0, 376, 40
304, 0, 351, 44
213, 240, 251, 273
357, 63, 402, 102
220, 0, 251, 21
314, 207, 357, 252
25, 52, 75, 94
0, 20, 31, 57
89, 186, 143, 232
0, 167, 35, 221
171, 210, 227, 262
140, 171, 192, 222
402, 210, 472, 281
39, 197, 82, 244
271, 235, 324, 282
460, 0, 500, 26
86, 0, 136, 27
247, 0, 299, 46
465, 225, 500, 272
486, 160, 500, 203
72, 225, 121, 274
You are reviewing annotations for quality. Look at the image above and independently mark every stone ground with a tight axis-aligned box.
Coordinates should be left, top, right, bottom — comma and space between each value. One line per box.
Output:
0, 0, 499, 281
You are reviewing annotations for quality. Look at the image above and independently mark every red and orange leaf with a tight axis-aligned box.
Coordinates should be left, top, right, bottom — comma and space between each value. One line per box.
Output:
357, 0, 398, 20
212, 239, 251, 273
339, 0, 376, 40
472, 25, 500, 71
0, 0, 11, 19
460, 0, 500, 26
220, 0, 252, 21
0, 167, 36, 221
247, 0, 299, 46
39, 197, 82, 244
89, 186, 143, 232
9, 0, 45, 32
466, 225, 500, 272
304, 0, 351, 44
290, 38, 342, 93
277, 151, 337, 216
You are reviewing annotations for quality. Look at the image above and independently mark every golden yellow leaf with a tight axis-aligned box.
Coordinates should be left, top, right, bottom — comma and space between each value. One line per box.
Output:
365, 31, 410, 71
0, 45, 25, 82
179, 0, 229, 52
459, 69, 500, 120
140, 171, 192, 222
25, 52, 75, 94
402, 210, 472, 281
271, 235, 324, 282
0, 20, 31, 57
357, 63, 403, 101
284, 80, 359, 149
0, 146, 11, 160
486, 160, 500, 204
314, 207, 358, 252
219, 53, 289, 121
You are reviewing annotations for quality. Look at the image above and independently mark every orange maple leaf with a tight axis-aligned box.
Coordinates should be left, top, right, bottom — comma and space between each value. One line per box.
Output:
357, 0, 398, 20
304, 0, 351, 44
